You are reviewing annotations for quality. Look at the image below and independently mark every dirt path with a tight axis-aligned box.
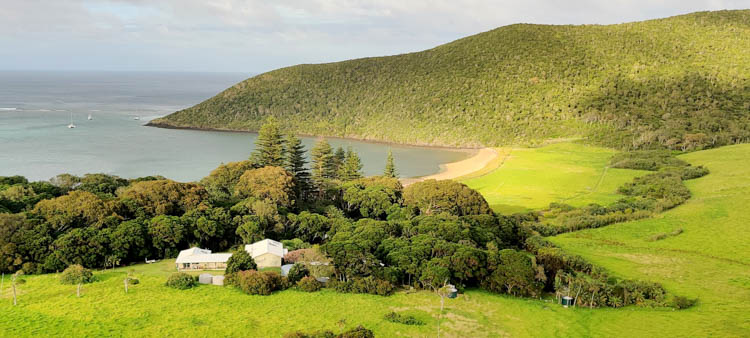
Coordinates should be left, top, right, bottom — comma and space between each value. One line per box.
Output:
402, 148, 499, 186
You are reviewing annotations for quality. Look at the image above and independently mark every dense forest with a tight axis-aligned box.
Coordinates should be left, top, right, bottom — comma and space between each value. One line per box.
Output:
151, 10, 750, 151
1, 120, 699, 309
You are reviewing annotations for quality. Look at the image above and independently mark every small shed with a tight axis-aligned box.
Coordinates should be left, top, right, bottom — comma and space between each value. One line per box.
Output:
212, 275, 225, 286
198, 273, 213, 284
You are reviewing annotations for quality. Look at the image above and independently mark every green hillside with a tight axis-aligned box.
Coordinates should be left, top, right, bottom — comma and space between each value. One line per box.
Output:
151, 10, 750, 150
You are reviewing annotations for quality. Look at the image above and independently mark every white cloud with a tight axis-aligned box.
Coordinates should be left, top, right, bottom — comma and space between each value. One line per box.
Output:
0, 0, 746, 72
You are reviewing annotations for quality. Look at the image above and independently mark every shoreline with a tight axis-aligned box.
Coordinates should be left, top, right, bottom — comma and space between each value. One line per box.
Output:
145, 120, 484, 151
146, 120, 496, 181
401, 148, 499, 186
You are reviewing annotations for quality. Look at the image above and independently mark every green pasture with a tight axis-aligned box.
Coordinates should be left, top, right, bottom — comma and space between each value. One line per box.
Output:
462, 142, 646, 214
1, 144, 748, 337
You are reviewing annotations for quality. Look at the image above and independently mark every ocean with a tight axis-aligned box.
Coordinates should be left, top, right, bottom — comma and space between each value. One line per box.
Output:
0, 71, 468, 182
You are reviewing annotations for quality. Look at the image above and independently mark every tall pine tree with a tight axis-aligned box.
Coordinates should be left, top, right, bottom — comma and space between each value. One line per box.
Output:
250, 117, 285, 167
332, 146, 346, 178
339, 147, 363, 181
311, 139, 336, 186
384, 149, 398, 178
284, 133, 311, 201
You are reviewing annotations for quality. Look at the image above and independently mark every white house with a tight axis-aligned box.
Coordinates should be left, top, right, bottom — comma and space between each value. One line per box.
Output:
244, 239, 288, 269
175, 247, 232, 271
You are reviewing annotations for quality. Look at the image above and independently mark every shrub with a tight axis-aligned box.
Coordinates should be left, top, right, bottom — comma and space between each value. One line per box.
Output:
226, 250, 257, 274
384, 311, 424, 325
328, 280, 354, 293
353, 276, 395, 296
328, 277, 394, 296
338, 325, 374, 338
283, 325, 372, 338
297, 276, 322, 292
648, 233, 668, 241
284, 249, 313, 264
609, 150, 687, 171
232, 270, 283, 295
128, 278, 140, 285
166, 272, 196, 290
287, 263, 310, 284
60, 264, 95, 285
283, 331, 334, 338
679, 165, 710, 180
672, 296, 697, 309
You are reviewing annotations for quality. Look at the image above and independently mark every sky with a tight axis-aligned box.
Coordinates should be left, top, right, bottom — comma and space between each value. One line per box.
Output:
0, 0, 746, 73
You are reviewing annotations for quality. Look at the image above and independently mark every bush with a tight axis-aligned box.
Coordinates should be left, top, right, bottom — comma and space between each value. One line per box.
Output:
679, 165, 710, 180
226, 250, 257, 274
609, 150, 687, 171
384, 311, 424, 325
128, 278, 140, 285
287, 263, 310, 284
672, 296, 697, 309
232, 270, 283, 295
338, 325, 374, 338
648, 233, 668, 241
327, 277, 394, 296
283, 331, 334, 338
60, 264, 95, 285
331, 276, 394, 296
166, 272, 196, 290
297, 276, 322, 292
283, 325, 373, 338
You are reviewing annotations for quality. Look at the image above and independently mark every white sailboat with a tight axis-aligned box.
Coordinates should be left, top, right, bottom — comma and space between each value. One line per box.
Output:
88, 113, 93, 120
68, 112, 76, 128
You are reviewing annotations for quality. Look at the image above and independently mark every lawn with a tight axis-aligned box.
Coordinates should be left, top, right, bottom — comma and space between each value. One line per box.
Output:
462, 142, 647, 214
1, 145, 748, 337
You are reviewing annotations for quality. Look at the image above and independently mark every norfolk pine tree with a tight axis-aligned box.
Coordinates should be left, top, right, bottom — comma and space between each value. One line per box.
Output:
311, 139, 336, 181
384, 149, 398, 178
339, 147, 363, 181
284, 133, 312, 202
333, 146, 346, 177
250, 117, 286, 167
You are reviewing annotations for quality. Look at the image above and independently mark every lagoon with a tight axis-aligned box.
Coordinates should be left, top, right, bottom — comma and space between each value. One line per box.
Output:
0, 71, 469, 182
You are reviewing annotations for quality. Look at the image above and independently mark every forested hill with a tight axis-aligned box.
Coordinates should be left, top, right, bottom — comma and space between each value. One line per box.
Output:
150, 10, 750, 150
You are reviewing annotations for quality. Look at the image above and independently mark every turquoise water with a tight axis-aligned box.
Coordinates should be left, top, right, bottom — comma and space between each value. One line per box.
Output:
0, 71, 468, 182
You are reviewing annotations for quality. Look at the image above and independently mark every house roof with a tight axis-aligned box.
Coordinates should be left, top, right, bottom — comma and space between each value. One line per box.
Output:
244, 239, 287, 259
175, 247, 232, 264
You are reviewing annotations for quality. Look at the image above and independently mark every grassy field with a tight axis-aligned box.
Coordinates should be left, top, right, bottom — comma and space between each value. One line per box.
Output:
550, 144, 750, 336
462, 142, 646, 214
1, 144, 748, 337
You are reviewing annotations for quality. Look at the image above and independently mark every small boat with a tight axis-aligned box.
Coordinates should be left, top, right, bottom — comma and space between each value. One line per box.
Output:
68, 112, 76, 129
88, 113, 93, 120
134, 116, 140, 120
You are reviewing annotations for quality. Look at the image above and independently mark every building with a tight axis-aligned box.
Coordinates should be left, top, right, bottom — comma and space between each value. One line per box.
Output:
175, 247, 232, 271
244, 239, 288, 269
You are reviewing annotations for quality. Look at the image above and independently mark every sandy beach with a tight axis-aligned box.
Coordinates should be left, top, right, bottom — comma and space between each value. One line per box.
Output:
402, 147, 499, 185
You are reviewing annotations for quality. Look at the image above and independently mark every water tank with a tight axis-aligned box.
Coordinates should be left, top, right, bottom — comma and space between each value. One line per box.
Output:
198, 273, 213, 284
212, 275, 225, 286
